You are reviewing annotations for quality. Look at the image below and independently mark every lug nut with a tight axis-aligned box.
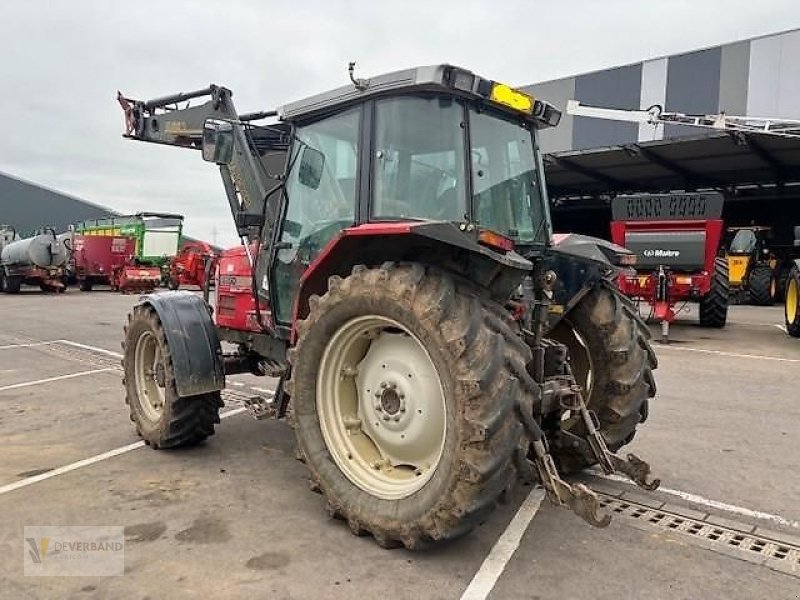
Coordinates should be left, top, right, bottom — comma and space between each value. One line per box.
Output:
393, 415, 400, 422
380, 382, 387, 389
382, 415, 390, 421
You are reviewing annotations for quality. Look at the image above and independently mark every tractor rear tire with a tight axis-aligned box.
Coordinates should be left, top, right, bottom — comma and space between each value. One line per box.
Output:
786, 265, 800, 338
549, 283, 657, 472
122, 304, 223, 449
288, 263, 535, 549
748, 265, 774, 306
4, 276, 21, 294
699, 257, 729, 328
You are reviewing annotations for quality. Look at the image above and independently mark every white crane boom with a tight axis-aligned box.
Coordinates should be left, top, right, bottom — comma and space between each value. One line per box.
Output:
566, 100, 800, 139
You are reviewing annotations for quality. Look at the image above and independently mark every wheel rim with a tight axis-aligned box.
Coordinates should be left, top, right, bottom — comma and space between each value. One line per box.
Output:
788, 276, 799, 325
317, 315, 447, 500
133, 330, 166, 422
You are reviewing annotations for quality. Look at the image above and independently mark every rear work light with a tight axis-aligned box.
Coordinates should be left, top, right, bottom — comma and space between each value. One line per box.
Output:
478, 229, 515, 253
617, 253, 637, 266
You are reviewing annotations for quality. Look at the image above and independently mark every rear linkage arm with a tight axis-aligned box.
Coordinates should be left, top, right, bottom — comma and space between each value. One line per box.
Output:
517, 272, 659, 527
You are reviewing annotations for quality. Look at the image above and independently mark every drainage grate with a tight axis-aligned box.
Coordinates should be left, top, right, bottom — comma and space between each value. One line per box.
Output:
598, 495, 800, 576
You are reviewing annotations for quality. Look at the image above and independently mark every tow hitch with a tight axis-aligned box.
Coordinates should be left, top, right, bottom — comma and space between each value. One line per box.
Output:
516, 351, 659, 527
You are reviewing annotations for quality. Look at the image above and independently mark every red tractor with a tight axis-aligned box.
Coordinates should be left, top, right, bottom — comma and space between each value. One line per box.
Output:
117, 65, 659, 548
167, 240, 217, 290
611, 193, 729, 341
72, 234, 161, 293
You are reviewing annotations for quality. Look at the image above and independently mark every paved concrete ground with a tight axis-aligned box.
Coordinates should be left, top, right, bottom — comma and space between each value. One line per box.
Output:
0, 287, 798, 599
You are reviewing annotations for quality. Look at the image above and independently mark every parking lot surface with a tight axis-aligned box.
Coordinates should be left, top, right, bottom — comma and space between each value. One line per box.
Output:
0, 289, 798, 599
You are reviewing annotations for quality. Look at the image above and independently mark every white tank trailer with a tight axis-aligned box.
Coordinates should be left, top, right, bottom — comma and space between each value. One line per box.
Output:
0, 230, 68, 293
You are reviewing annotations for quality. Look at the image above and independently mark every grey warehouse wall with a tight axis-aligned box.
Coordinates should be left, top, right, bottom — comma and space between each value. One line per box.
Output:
525, 27, 800, 153
0, 172, 114, 235
663, 47, 722, 138
572, 64, 642, 150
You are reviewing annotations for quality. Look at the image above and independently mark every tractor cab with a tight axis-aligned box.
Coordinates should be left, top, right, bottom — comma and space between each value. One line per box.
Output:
201, 65, 562, 325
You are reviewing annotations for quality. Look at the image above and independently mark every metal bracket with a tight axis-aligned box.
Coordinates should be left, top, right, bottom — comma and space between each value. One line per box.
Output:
568, 380, 660, 491
531, 441, 611, 528
515, 394, 611, 527
242, 395, 276, 420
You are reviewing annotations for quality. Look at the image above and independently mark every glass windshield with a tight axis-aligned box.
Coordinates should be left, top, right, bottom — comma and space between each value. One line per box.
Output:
729, 229, 757, 254
470, 108, 546, 244
372, 96, 466, 221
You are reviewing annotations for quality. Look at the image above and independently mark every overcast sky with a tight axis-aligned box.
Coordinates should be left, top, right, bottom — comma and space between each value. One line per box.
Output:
1, 1, 798, 246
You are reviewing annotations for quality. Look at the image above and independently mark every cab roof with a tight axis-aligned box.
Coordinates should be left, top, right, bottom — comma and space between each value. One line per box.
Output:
277, 64, 561, 129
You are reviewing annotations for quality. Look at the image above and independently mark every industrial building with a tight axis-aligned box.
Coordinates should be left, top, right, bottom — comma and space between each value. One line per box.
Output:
525, 27, 800, 241
0, 171, 113, 235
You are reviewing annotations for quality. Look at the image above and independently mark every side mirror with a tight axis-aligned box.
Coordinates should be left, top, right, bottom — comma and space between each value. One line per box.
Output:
298, 145, 325, 190
202, 119, 234, 164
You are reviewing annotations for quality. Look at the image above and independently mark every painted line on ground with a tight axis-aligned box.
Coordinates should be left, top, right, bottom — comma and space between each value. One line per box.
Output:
0, 341, 58, 351
230, 381, 245, 387
460, 486, 546, 600
55, 339, 123, 359
0, 407, 248, 496
0, 368, 117, 393
773, 324, 788, 333
657, 345, 799, 363
594, 473, 800, 530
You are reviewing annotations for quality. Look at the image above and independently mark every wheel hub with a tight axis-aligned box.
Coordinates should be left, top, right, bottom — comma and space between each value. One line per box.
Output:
379, 386, 402, 415
154, 362, 166, 388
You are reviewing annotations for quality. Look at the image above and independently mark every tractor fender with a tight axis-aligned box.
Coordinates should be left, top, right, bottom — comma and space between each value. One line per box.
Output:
139, 291, 225, 397
292, 221, 531, 328
542, 234, 627, 330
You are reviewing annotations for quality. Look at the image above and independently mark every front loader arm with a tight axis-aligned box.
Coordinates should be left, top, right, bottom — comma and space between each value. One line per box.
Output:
117, 85, 289, 241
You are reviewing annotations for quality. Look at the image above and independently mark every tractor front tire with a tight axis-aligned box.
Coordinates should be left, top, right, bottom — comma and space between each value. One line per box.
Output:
288, 263, 535, 549
699, 257, 729, 328
79, 279, 93, 292
748, 265, 774, 306
549, 283, 657, 472
122, 304, 223, 448
786, 265, 800, 338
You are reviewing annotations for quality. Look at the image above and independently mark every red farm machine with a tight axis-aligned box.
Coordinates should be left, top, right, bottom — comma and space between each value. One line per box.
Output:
167, 240, 218, 290
611, 193, 729, 341
116, 65, 661, 548
72, 234, 161, 293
